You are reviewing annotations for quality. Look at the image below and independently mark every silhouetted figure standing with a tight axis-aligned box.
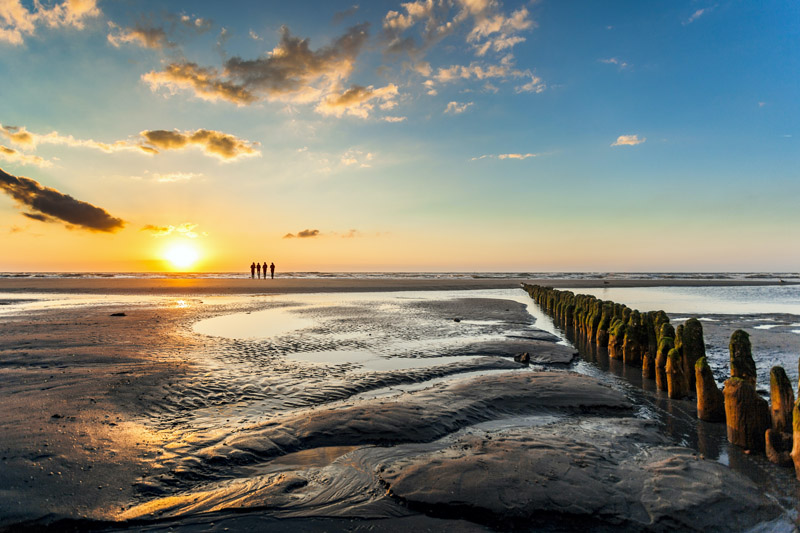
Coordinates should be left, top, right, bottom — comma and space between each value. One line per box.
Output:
256, 262, 262, 279
270, 262, 275, 279
263, 261, 267, 279
250, 262, 255, 279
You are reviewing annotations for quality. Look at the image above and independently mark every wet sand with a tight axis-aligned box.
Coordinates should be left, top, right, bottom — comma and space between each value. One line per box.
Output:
0, 276, 793, 296
0, 281, 796, 531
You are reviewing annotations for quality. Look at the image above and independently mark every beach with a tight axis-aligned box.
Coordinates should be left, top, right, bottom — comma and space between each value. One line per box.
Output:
1, 277, 798, 531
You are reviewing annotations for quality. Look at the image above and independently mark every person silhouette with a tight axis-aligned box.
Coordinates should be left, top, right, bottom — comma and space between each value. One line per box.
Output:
250, 262, 255, 279
263, 261, 267, 279
270, 262, 275, 279
256, 262, 262, 279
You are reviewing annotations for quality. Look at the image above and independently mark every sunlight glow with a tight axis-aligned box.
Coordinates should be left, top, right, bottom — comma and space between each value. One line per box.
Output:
164, 243, 200, 270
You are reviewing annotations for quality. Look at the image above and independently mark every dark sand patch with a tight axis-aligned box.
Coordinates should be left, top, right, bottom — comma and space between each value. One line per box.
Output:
120, 372, 631, 521
378, 419, 782, 531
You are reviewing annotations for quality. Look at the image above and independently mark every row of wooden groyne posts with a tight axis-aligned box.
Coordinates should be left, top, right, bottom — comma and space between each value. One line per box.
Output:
522, 283, 800, 477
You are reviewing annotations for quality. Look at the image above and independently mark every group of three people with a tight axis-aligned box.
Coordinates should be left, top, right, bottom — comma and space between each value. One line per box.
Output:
251, 261, 275, 279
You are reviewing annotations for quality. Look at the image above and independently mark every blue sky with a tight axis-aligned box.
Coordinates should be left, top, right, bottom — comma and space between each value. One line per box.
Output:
0, 0, 798, 271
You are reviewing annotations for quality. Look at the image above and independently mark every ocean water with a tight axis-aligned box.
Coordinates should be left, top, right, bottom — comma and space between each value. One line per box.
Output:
0, 271, 798, 281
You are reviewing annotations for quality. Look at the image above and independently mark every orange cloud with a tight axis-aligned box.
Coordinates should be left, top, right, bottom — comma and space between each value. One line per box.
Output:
0, 0, 100, 45
316, 84, 399, 118
0, 124, 259, 161
140, 129, 260, 160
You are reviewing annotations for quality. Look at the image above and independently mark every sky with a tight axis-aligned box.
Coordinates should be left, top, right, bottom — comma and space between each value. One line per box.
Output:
0, 0, 798, 272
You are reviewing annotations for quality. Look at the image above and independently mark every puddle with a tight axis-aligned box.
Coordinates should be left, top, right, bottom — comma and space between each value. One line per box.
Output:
194, 306, 315, 338
286, 350, 477, 372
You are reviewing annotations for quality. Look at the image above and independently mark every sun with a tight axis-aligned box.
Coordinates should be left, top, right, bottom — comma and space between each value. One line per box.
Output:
164, 242, 200, 270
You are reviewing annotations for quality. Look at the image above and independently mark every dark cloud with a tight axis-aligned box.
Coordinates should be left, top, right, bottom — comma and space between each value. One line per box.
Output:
226, 24, 368, 95
0, 167, 125, 232
22, 212, 50, 222
144, 24, 369, 105
283, 229, 320, 239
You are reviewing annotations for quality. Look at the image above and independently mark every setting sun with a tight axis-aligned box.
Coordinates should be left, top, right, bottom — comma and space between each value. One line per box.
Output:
164, 243, 200, 270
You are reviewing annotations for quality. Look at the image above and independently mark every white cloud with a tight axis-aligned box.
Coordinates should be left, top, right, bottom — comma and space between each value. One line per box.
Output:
383, 116, 407, 122
444, 101, 473, 114
341, 148, 374, 167
428, 55, 545, 94
599, 57, 630, 70
611, 134, 646, 147
152, 172, 202, 183
683, 7, 713, 25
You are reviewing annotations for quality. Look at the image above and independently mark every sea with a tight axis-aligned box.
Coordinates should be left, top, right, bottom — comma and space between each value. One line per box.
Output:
1, 271, 799, 281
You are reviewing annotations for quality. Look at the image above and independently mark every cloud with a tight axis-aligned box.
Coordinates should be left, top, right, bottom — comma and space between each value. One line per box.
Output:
383, 116, 407, 122
515, 74, 545, 93
0, 124, 259, 161
142, 62, 258, 105
249, 29, 262, 41
152, 171, 201, 183
341, 229, 360, 238
107, 22, 174, 49
333, 5, 359, 25
143, 24, 369, 107
140, 129, 260, 160
178, 14, 211, 33
467, 6, 533, 56
611, 134, 646, 147
599, 57, 630, 70
471, 152, 541, 161
284, 228, 320, 239
141, 222, 205, 238
429, 55, 545, 94
340, 149, 373, 167
315, 83, 399, 118
381, 0, 533, 58
1, 124, 147, 155
0, 166, 124, 232
444, 101, 473, 114
0, 145, 51, 167
0, 0, 100, 45
683, 7, 713, 25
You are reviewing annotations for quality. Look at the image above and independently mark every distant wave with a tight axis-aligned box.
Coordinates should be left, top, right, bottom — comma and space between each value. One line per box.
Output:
0, 271, 798, 281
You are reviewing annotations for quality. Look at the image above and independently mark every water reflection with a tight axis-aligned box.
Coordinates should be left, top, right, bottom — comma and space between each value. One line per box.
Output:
194, 305, 315, 338
561, 285, 800, 315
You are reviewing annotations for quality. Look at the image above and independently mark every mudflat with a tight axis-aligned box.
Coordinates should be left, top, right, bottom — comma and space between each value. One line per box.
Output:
0, 282, 791, 531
